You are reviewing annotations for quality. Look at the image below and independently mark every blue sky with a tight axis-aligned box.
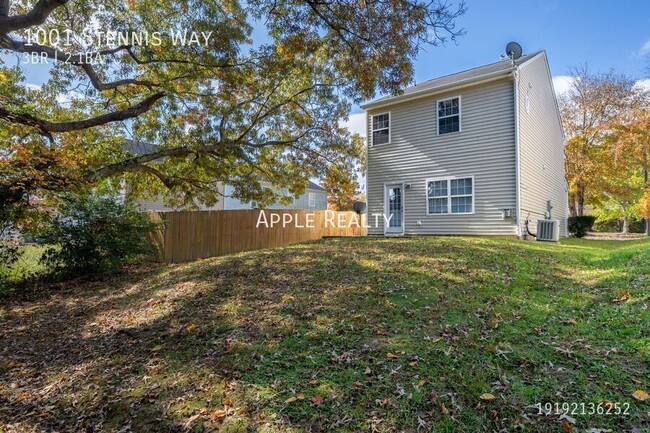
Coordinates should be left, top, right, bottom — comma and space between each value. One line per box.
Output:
6, 1, 650, 134
344, 1, 650, 134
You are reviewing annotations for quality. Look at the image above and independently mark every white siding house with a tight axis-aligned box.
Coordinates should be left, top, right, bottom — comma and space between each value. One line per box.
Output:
362, 50, 567, 238
134, 180, 327, 212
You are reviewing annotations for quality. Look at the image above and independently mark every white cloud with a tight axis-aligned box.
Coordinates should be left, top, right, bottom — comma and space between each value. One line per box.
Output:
634, 78, 650, 92
340, 112, 366, 138
637, 39, 650, 57
552, 75, 574, 97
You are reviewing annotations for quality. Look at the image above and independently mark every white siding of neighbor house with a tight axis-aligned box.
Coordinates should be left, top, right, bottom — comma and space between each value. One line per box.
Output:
517, 53, 568, 237
134, 182, 225, 212
366, 78, 518, 235
223, 184, 328, 210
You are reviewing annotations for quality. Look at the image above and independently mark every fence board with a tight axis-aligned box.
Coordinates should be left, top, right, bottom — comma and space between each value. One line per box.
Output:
147, 209, 366, 263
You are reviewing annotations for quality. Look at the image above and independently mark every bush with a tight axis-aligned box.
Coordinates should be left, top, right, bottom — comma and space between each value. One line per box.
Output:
0, 207, 23, 289
568, 215, 596, 238
594, 216, 645, 233
40, 194, 157, 276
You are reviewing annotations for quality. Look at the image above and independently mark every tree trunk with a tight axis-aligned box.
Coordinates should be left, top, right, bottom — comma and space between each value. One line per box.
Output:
568, 192, 577, 217
576, 184, 586, 216
646, 219, 650, 236
622, 216, 629, 234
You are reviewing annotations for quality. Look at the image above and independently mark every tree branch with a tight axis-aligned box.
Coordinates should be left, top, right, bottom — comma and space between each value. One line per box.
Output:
0, 0, 70, 33
0, 92, 165, 136
0, 37, 157, 91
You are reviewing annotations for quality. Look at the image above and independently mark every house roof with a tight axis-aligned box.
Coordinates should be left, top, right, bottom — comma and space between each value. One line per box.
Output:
307, 181, 326, 192
361, 51, 543, 110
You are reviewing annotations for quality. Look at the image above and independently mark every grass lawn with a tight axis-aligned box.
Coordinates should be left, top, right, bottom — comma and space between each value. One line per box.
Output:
0, 245, 46, 292
0, 237, 648, 432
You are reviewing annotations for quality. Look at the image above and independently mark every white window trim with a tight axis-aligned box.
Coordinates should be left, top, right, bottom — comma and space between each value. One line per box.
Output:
425, 175, 475, 215
371, 111, 391, 145
436, 95, 462, 135
308, 192, 316, 207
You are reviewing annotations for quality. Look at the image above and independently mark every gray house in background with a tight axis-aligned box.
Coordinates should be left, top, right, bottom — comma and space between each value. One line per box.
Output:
362, 50, 567, 238
222, 180, 328, 210
135, 180, 327, 211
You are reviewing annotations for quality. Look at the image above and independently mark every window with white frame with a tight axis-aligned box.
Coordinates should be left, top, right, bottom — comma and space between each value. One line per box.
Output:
427, 177, 473, 214
251, 186, 270, 209
372, 113, 390, 145
437, 97, 460, 134
308, 192, 316, 207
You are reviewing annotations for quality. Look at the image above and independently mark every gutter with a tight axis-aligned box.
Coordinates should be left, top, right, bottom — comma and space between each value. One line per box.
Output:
513, 68, 522, 238
361, 68, 515, 111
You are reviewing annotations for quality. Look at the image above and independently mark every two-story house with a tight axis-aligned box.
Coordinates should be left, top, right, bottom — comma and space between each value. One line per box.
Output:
362, 50, 567, 238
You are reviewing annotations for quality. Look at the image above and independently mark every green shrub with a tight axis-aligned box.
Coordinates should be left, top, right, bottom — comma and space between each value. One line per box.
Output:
568, 215, 596, 238
594, 216, 645, 233
40, 194, 157, 276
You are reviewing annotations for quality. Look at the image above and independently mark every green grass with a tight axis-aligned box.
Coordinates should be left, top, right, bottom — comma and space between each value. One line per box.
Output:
0, 245, 46, 291
0, 237, 648, 432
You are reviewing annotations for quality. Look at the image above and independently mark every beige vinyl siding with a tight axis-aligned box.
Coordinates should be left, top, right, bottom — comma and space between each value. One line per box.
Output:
517, 53, 568, 237
366, 78, 518, 235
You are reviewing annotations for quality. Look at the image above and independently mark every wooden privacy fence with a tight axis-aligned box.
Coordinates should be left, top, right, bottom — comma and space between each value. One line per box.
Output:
147, 209, 366, 263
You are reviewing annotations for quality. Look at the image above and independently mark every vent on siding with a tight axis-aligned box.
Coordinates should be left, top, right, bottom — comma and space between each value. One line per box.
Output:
536, 219, 559, 242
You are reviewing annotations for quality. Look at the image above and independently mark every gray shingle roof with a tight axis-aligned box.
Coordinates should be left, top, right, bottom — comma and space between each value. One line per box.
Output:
307, 181, 325, 191
361, 51, 543, 109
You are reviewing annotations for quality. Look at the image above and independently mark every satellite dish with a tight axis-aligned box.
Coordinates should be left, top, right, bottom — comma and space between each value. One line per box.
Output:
352, 201, 367, 215
505, 42, 522, 60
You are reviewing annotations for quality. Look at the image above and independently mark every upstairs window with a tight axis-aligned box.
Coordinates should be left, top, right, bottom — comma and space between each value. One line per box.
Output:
372, 113, 390, 145
437, 97, 460, 134
427, 176, 473, 214
308, 193, 316, 207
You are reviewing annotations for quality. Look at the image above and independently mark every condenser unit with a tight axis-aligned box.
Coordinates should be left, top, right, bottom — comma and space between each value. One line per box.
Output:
536, 219, 559, 242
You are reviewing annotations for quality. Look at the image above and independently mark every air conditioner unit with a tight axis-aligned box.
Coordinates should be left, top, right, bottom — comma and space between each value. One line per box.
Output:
536, 219, 559, 242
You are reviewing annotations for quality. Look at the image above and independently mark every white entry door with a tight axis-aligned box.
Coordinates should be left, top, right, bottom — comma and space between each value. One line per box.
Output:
384, 184, 404, 234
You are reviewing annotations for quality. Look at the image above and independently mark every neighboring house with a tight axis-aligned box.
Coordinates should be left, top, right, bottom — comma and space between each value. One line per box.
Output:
135, 180, 327, 211
361, 49, 567, 238
222, 181, 328, 210
122, 141, 328, 212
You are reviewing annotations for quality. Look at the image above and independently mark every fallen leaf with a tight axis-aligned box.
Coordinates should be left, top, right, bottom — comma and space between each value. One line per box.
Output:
562, 420, 573, 432
212, 409, 227, 420
632, 390, 649, 401
479, 393, 496, 401
297, 393, 305, 400
441, 402, 448, 415
553, 272, 563, 278
387, 352, 399, 360
185, 323, 197, 332
568, 318, 577, 325
311, 395, 324, 406
223, 398, 232, 406
559, 413, 577, 424
364, 367, 371, 374
285, 396, 298, 403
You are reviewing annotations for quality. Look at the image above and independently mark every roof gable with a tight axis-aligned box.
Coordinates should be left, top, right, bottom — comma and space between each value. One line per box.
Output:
362, 51, 543, 110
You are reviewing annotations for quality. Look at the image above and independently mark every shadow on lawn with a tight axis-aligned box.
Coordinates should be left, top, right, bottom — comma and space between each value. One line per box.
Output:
0, 237, 647, 432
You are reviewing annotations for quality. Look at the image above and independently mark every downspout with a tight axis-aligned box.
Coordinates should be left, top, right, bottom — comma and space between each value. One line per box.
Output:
513, 68, 522, 238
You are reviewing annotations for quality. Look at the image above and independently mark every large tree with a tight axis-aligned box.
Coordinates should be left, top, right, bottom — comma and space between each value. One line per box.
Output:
1, 0, 465, 217
559, 67, 643, 216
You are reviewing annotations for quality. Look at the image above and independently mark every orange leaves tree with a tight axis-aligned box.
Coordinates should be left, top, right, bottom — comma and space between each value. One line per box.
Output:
559, 67, 645, 217
0, 0, 466, 223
